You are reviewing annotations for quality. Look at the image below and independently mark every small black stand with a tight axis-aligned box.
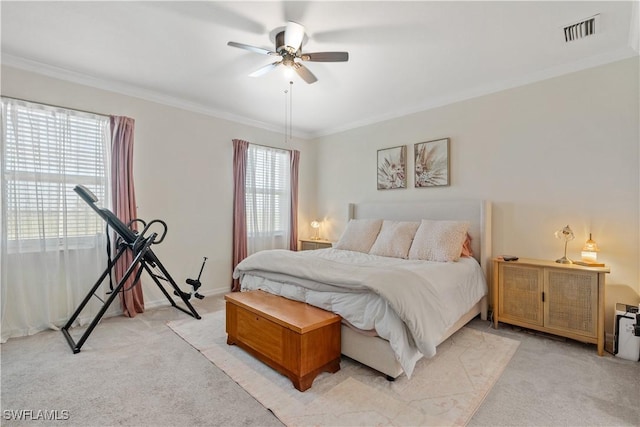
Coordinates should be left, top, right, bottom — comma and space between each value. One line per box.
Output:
61, 185, 201, 353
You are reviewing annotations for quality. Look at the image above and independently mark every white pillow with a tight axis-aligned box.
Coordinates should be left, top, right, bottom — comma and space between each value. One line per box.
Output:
334, 219, 383, 253
408, 220, 470, 262
369, 220, 420, 259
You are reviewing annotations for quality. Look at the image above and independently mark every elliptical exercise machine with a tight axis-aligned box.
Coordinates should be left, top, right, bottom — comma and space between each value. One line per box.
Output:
61, 185, 201, 353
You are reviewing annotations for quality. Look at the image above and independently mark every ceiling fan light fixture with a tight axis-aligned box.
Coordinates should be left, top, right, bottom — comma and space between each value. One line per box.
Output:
283, 66, 295, 79
284, 21, 305, 52
282, 55, 295, 67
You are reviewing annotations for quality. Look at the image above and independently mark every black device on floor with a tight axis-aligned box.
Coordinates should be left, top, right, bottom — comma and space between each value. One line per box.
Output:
175, 256, 207, 300
61, 185, 201, 354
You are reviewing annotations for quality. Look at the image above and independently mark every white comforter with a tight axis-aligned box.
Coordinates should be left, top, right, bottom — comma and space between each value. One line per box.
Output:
233, 248, 487, 377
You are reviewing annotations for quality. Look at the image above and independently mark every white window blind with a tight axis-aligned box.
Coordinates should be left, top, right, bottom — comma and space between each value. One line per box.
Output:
245, 144, 291, 253
1, 98, 110, 250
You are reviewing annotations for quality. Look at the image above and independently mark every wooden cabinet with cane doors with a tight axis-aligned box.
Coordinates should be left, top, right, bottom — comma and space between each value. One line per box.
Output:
299, 239, 332, 251
493, 258, 609, 355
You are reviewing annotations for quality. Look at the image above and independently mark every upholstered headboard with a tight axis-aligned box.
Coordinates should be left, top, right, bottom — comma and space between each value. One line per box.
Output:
348, 200, 492, 278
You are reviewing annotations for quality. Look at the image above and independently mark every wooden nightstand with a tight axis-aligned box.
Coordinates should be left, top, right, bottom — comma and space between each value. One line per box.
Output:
299, 239, 332, 251
493, 257, 610, 355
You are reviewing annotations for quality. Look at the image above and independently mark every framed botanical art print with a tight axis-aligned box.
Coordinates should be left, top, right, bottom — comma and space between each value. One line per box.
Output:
377, 145, 407, 190
414, 138, 450, 187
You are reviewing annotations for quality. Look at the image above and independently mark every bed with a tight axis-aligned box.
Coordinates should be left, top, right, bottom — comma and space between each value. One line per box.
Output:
233, 200, 492, 379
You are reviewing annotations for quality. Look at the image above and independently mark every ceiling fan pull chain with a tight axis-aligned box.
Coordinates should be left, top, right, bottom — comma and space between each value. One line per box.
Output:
289, 81, 293, 141
284, 81, 293, 142
284, 86, 288, 142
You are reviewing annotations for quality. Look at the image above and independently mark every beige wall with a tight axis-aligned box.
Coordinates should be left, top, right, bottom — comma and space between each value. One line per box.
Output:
2, 57, 638, 345
312, 57, 640, 342
1, 65, 318, 303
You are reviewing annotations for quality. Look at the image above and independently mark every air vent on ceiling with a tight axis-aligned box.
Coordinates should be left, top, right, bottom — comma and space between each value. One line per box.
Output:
563, 14, 600, 42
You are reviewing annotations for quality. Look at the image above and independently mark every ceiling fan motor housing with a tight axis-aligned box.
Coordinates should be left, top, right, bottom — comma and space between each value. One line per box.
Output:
275, 31, 298, 55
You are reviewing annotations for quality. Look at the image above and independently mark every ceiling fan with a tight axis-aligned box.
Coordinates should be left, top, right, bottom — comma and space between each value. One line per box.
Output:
227, 21, 349, 84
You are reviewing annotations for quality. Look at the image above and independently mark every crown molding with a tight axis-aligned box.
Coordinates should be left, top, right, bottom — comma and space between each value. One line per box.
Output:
1, 53, 313, 140
310, 47, 639, 139
3, 49, 635, 142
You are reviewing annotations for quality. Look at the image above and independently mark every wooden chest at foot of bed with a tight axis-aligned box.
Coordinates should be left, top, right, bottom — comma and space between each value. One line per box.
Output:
225, 290, 341, 391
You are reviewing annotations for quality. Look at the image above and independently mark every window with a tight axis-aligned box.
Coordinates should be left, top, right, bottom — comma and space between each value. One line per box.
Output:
1, 98, 110, 251
245, 144, 291, 253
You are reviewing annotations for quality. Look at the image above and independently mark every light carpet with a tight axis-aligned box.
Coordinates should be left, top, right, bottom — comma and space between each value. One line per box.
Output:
168, 311, 519, 427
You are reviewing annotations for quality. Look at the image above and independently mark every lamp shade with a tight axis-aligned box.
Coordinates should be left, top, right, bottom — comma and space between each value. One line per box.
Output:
581, 233, 599, 261
284, 21, 305, 51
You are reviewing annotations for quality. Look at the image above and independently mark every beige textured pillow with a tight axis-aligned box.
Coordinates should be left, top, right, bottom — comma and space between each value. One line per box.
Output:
369, 221, 420, 259
408, 220, 470, 262
334, 219, 383, 253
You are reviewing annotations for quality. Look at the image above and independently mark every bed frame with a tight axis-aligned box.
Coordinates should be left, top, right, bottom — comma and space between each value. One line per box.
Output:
341, 200, 492, 379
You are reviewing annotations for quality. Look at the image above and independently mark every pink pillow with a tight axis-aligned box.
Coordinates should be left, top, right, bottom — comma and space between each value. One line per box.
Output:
461, 233, 473, 257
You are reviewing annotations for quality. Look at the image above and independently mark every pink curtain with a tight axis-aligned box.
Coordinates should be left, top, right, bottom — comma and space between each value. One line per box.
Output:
110, 116, 144, 317
289, 150, 300, 251
231, 139, 249, 291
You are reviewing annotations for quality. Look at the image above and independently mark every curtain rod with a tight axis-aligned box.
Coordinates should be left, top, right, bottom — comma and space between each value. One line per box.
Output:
249, 142, 291, 152
234, 139, 291, 153
1, 95, 110, 118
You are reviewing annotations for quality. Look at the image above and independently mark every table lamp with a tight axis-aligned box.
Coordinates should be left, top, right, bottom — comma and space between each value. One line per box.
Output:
311, 220, 320, 240
554, 225, 575, 264
581, 233, 599, 262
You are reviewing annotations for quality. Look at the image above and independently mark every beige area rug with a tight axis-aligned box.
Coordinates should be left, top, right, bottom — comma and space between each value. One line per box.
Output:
168, 311, 519, 426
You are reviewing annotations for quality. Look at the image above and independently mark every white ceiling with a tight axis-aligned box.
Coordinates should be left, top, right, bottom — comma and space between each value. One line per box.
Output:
1, 1, 638, 139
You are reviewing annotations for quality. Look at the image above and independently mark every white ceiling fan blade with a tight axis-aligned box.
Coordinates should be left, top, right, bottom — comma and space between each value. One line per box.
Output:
284, 21, 305, 51
227, 41, 279, 56
249, 61, 282, 77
